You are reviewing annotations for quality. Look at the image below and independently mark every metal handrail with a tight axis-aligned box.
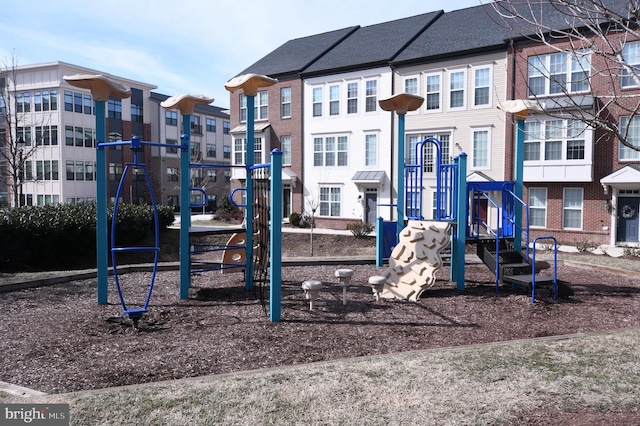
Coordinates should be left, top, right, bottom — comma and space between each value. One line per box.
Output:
502, 186, 531, 259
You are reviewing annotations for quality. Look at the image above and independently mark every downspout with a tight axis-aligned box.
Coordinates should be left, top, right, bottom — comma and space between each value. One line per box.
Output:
509, 41, 517, 181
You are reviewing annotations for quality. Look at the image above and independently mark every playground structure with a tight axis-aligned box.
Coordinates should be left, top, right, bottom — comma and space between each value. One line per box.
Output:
64, 71, 557, 325
376, 94, 559, 303
65, 74, 285, 323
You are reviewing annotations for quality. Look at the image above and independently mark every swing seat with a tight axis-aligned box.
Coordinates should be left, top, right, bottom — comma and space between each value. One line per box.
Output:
123, 308, 147, 319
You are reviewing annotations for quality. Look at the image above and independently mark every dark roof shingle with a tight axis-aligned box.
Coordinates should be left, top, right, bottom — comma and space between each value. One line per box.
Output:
302, 11, 442, 75
238, 26, 359, 77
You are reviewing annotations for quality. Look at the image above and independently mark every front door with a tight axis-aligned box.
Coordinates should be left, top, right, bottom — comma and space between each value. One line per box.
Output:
282, 185, 291, 220
617, 197, 640, 243
365, 192, 377, 224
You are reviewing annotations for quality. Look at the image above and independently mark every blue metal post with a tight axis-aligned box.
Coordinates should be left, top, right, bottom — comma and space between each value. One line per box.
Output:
397, 113, 406, 239
454, 153, 468, 291
245, 95, 255, 291
376, 216, 384, 267
514, 119, 525, 253
270, 149, 282, 322
179, 121, 191, 299
95, 100, 108, 304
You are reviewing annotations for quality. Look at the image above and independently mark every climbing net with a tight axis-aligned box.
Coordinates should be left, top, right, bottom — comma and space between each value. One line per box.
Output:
251, 166, 271, 305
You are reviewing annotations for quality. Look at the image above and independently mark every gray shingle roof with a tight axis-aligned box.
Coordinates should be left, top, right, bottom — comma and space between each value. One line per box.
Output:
392, 4, 513, 64
302, 11, 442, 75
238, 27, 359, 78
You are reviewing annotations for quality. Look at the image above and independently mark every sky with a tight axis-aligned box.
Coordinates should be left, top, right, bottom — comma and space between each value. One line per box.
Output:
2, 0, 482, 110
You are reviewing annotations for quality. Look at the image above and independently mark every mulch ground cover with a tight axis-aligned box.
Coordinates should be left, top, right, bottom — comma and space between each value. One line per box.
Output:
2, 260, 639, 399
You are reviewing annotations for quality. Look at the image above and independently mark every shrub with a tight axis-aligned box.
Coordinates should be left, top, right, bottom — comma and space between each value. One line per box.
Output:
0, 203, 175, 272
289, 212, 302, 227
346, 221, 374, 238
218, 195, 234, 214
575, 239, 596, 253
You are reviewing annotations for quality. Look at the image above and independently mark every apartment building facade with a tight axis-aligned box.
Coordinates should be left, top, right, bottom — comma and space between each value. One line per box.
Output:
1, 61, 231, 211
1, 61, 155, 207
149, 92, 231, 212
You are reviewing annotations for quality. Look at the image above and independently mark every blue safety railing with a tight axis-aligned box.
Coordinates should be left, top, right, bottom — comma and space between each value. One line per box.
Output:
502, 185, 531, 259
405, 137, 458, 221
469, 188, 502, 294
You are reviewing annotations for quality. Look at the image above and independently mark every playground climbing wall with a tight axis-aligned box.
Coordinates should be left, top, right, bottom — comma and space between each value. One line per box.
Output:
380, 220, 451, 301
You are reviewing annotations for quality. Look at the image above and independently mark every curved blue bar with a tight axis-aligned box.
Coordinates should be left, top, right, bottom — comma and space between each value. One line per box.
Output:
110, 159, 160, 320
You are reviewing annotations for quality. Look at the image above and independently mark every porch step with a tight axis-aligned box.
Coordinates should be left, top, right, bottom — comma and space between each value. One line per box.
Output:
503, 274, 555, 286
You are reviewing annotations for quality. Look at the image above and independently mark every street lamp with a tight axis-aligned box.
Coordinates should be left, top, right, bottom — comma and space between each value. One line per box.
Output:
378, 92, 425, 240
497, 99, 545, 253
16, 136, 25, 207
225, 73, 277, 291
63, 73, 131, 305
160, 93, 214, 299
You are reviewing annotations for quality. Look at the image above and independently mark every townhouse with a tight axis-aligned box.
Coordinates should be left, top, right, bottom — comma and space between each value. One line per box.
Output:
501, 2, 640, 246
230, 26, 359, 220
299, 12, 442, 229
230, 2, 640, 247
389, 5, 513, 224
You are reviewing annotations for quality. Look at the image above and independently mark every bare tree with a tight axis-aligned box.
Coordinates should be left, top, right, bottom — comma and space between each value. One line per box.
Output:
489, 0, 640, 150
0, 52, 39, 207
304, 191, 320, 256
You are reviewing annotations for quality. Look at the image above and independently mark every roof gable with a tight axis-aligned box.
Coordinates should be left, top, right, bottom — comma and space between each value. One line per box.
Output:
302, 11, 442, 75
238, 26, 359, 77
601, 164, 640, 187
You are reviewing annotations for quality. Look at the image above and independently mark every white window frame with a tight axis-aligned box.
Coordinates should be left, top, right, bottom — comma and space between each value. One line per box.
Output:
281, 135, 292, 165
448, 69, 467, 110
240, 95, 247, 122
404, 76, 418, 95
320, 186, 341, 217
232, 137, 263, 165
425, 72, 442, 113
233, 138, 244, 165
365, 133, 377, 166
528, 50, 591, 97
528, 188, 547, 228
524, 119, 587, 163
621, 40, 640, 88
347, 82, 358, 114
312, 87, 323, 117
313, 135, 349, 167
472, 65, 492, 108
406, 132, 452, 176
619, 115, 640, 160
365, 79, 377, 113
255, 91, 268, 121
562, 187, 583, 230
281, 87, 291, 118
329, 84, 340, 116
471, 127, 490, 170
